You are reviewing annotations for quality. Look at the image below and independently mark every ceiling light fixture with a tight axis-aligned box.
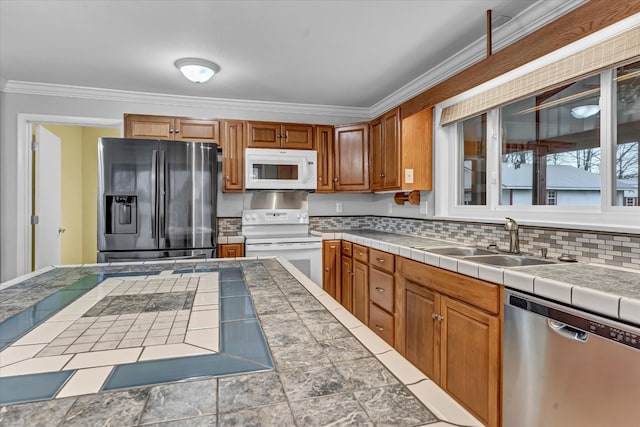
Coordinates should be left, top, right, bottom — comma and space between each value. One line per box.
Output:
570, 104, 600, 119
175, 58, 220, 83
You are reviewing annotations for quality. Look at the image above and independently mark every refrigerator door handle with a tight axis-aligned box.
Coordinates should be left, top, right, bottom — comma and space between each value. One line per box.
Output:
151, 149, 158, 241
159, 149, 166, 242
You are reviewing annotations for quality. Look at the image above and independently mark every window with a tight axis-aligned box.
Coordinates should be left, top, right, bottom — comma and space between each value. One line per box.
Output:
614, 60, 640, 207
547, 190, 557, 205
625, 197, 637, 206
460, 114, 487, 205
501, 74, 601, 206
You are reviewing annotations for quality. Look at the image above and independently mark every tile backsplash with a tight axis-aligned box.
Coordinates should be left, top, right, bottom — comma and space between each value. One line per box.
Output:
218, 215, 639, 270
307, 216, 640, 270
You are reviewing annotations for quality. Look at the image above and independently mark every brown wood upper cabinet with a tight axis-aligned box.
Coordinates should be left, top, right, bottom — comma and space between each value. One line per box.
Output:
370, 108, 401, 191
222, 120, 245, 193
400, 107, 433, 190
333, 123, 369, 191
246, 122, 313, 150
315, 125, 334, 192
124, 114, 220, 143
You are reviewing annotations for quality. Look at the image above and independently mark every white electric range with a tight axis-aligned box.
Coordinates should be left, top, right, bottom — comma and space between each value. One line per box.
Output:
242, 208, 322, 286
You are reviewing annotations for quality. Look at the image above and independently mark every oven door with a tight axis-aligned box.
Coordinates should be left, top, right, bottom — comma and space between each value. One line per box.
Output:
245, 241, 322, 286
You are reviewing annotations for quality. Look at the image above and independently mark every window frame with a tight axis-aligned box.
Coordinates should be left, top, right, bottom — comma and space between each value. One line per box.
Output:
434, 32, 639, 232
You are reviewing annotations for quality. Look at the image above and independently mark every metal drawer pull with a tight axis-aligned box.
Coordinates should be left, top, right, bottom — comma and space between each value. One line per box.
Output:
376, 258, 385, 263
375, 325, 384, 332
375, 287, 385, 293
358, 252, 364, 255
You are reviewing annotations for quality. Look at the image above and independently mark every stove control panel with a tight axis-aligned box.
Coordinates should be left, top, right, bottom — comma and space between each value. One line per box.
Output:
242, 209, 309, 225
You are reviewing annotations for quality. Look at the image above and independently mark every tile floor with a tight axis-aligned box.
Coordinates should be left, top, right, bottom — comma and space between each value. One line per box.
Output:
0, 258, 482, 427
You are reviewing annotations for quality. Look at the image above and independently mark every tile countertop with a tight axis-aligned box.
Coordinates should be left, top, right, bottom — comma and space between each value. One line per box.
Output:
0, 258, 483, 427
217, 234, 245, 244
312, 229, 640, 326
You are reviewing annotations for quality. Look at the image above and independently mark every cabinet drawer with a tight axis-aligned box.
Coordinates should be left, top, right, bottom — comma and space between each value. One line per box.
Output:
353, 244, 369, 263
370, 249, 394, 273
342, 241, 352, 257
369, 302, 394, 345
369, 268, 394, 312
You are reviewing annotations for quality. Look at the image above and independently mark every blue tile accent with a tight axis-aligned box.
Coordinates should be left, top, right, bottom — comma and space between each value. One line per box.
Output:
220, 296, 256, 321
220, 281, 250, 297
221, 319, 273, 368
100, 271, 160, 279
103, 354, 268, 391
219, 268, 244, 281
0, 371, 73, 405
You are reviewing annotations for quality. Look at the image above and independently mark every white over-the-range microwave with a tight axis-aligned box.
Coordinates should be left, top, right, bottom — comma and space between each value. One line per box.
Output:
244, 148, 317, 190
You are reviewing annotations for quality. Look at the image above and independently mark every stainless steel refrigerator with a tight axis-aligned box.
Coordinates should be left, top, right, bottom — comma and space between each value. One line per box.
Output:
97, 137, 218, 262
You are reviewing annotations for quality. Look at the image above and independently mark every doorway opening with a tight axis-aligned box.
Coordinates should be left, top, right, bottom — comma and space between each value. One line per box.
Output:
16, 115, 122, 276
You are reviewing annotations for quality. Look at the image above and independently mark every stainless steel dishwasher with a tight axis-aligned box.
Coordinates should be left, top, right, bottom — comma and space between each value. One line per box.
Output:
503, 289, 640, 427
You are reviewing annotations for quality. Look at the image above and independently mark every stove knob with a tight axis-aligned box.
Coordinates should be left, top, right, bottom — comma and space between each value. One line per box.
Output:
251, 215, 257, 221
296, 214, 302, 219
244, 214, 251, 221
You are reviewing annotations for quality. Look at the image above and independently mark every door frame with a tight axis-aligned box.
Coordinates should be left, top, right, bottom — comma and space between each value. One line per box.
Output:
16, 114, 122, 276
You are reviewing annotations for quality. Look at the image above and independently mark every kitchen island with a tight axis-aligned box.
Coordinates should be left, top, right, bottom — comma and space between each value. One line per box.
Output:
0, 258, 477, 427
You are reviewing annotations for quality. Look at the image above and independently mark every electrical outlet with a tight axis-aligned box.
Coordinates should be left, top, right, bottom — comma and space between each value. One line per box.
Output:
387, 203, 393, 214
336, 202, 343, 213
405, 168, 414, 184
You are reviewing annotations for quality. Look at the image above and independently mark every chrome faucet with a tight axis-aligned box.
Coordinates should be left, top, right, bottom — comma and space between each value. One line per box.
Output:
504, 217, 520, 254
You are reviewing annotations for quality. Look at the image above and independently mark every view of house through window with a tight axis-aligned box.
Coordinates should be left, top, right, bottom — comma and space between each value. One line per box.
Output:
615, 60, 640, 207
501, 74, 602, 206
461, 113, 487, 205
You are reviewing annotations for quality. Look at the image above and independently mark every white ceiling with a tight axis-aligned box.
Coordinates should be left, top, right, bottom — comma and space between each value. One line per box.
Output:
0, 0, 579, 109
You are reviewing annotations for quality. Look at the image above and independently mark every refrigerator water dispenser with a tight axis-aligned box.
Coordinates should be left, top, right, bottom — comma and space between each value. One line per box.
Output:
106, 195, 137, 234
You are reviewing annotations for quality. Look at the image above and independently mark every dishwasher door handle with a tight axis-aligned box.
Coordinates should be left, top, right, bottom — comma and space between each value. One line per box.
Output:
548, 319, 589, 342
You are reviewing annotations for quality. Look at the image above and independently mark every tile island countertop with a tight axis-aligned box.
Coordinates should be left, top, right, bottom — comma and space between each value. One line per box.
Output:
0, 258, 481, 427
313, 229, 640, 326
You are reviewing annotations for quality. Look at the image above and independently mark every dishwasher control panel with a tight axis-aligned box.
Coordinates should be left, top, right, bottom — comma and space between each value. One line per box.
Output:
509, 295, 640, 351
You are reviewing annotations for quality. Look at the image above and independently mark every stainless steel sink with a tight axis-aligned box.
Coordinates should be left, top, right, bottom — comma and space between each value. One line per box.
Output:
425, 247, 496, 257
463, 254, 555, 267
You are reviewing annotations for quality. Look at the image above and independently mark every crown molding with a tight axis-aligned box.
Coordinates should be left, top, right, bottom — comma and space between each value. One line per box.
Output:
1, 0, 587, 121
0, 80, 371, 120
367, 0, 587, 117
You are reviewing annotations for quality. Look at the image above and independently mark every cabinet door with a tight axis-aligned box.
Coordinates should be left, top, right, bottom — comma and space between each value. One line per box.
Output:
282, 124, 314, 150
401, 107, 433, 190
124, 114, 174, 140
315, 126, 334, 192
382, 108, 401, 189
440, 296, 500, 427
222, 121, 245, 192
402, 279, 441, 382
352, 259, 369, 323
334, 124, 369, 191
218, 243, 244, 258
370, 118, 384, 190
341, 255, 353, 311
175, 118, 220, 143
246, 122, 281, 148
322, 240, 341, 300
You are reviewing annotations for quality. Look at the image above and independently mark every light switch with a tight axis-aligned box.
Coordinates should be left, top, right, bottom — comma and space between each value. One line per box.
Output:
336, 202, 343, 213
405, 168, 414, 184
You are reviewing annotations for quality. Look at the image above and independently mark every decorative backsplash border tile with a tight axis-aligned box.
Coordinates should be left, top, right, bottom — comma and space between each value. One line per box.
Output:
217, 217, 242, 235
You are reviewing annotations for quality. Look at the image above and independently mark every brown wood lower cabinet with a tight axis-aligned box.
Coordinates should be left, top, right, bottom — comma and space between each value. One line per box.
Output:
352, 257, 368, 323
396, 257, 502, 427
218, 243, 244, 258
322, 240, 341, 300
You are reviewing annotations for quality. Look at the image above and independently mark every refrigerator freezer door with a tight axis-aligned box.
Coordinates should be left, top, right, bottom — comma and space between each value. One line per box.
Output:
98, 138, 159, 252
160, 141, 218, 250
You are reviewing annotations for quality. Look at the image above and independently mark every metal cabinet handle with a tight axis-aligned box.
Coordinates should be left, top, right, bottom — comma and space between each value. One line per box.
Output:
375, 325, 384, 332
376, 258, 385, 263
431, 313, 444, 321
379, 173, 385, 177
333, 177, 338, 182
169, 129, 174, 133
225, 176, 230, 181
325, 267, 330, 272
375, 287, 384, 293
318, 177, 322, 181
358, 252, 364, 255
175, 129, 180, 133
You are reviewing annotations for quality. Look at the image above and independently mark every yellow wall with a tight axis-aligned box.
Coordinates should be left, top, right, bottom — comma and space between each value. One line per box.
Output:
39, 125, 120, 265
81, 127, 120, 263
43, 125, 84, 265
